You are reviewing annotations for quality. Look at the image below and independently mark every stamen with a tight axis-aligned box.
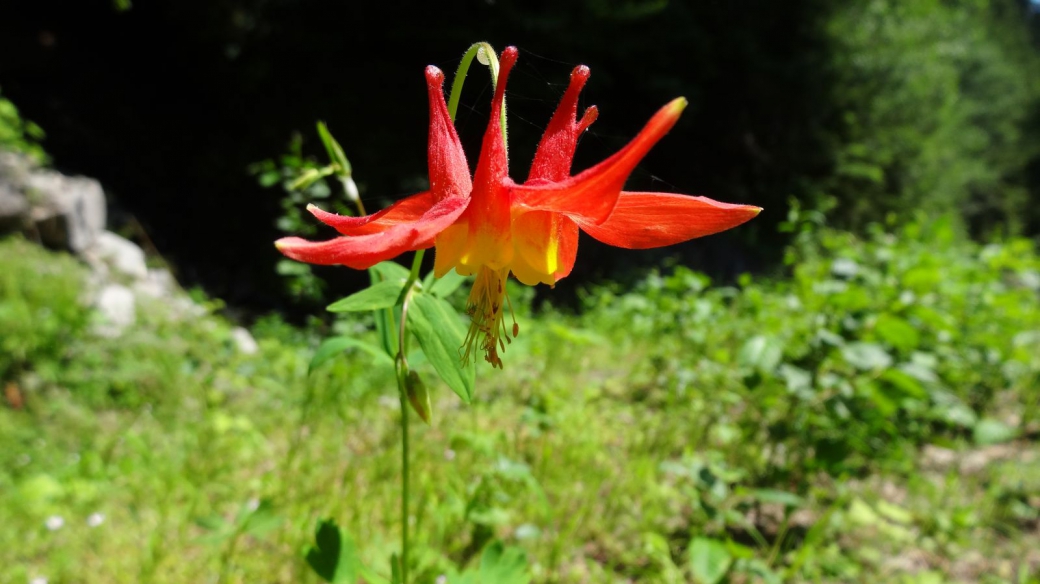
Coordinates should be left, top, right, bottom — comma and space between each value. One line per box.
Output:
462, 266, 517, 368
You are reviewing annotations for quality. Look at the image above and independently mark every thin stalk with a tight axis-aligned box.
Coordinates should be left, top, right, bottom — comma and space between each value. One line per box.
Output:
448, 42, 506, 139
394, 248, 425, 583
396, 365, 410, 583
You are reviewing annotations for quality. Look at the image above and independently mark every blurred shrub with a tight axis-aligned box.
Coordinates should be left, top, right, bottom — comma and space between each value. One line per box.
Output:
0, 237, 90, 386
583, 214, 1040, 482
0, 89, 47, 163
822, 0, 1040, 233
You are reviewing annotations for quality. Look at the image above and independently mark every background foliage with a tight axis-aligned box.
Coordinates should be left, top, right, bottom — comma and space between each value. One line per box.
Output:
1, 0, 1037, 311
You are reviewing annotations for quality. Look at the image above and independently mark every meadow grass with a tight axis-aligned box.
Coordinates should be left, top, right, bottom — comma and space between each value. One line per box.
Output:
2, 219, 1039, 583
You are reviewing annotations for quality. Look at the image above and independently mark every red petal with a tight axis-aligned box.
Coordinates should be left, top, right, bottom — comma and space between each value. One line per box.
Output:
276, 196, 470, 269
461, 46, 518, 268
425, 66, 472, 200
527, 65, 597, 182
307, 191, 435, 236
512, 98, 688, 225
575, 191, 761, 249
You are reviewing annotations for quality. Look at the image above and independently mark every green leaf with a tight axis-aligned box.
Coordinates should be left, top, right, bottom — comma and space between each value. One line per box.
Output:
478, 541, 530, 584
327, 280, 403, 313
309, 336, 393, 374
407, 294, 475, 403
738, 335, 783, 373
240, 500, 282, 539
973, 418, 1018, 446
688, 537, 733, 584
423, 267, 468, 298
879, 368, 927, 400
749, 489, 804, 508
305, 519, 361, 583
841, 342, 893, 370
390, 553, 401, 584
874, 314, 920, 352
370, 261, 409, 283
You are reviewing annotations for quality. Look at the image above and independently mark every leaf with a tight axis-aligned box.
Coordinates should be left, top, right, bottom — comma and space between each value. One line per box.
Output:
241, 500, 282, 539
370, 261, 409, 283
478, 541, 530, 584
879, 368, 927, 400
309, 336, 393, 374
841, 342, 893, 371
749, 489, 804, 508
738, 335, 783, 373
688, 537, 733, 584
973, 418, 1018, 446
874, 314, 920, 352
327, 280, 403, 313
407, 294, 475, 403
423, 268, 468, 298
305, 519, 361, 583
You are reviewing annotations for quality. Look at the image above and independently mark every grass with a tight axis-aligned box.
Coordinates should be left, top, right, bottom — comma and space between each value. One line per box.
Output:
2, 216, 1039, 583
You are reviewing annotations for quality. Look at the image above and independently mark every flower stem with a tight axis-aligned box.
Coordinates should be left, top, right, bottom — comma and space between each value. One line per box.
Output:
448, 41, 506, 140
396, 365, 410, 583
393, 248, 425, 583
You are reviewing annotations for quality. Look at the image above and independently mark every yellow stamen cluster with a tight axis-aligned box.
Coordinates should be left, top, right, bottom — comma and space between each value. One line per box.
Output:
462, 266, 519, 368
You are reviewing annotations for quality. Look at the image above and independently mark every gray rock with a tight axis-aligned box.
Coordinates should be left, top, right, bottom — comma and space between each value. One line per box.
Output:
26, 170, 106, 253
230, 327, 259, 355
91, 231, 148, 280
95, 284, 136, 337
0, 182, 28, 233
134, 268, 177, 299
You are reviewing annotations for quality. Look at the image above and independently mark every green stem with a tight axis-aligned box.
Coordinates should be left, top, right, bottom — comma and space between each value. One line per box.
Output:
396, 364, 410, 583
448, 42, 506, 140
393, 248, 425, 583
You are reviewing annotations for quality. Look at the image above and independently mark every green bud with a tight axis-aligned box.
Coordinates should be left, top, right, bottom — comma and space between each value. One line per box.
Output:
405, 371, 432, 424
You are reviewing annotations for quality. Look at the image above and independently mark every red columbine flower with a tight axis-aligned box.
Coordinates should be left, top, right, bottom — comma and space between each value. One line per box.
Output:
276, 46, 761, 367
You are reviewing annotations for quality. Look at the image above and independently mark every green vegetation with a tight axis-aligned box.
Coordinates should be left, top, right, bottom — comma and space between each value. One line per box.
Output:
3, 215, 1039, 582
0, 89, 47, 163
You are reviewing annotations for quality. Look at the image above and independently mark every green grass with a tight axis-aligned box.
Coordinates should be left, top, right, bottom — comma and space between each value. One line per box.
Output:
2, 218, 1039, 583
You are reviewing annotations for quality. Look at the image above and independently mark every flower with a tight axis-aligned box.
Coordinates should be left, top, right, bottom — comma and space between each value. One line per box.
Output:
276, 46, 761, 366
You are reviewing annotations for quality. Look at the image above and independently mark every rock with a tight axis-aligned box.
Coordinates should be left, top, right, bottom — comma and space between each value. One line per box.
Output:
230, 327, 259, 355
134, 268, 177, 299
0, 182, 28, 233
95, 284, 136, 337
90, 231, 148, 280
26, 170, 106, 253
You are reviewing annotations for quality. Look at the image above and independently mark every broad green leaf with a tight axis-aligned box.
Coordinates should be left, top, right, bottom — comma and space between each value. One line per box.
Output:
688, 537, 733, 584
973, 418, 1017, 446
423, 267, 468, 298
879, 368, 927, 400
240, 500, 282, 539
874, 313, 920, 352
738, 335, 783, 373
841, 342, 893, 370
309, 336, 393, 374
327, 280, 403, 313
370, 261, 410, 283
749, 488, 804, 508
478, 541, 530, 584
407, 294, 474, 403
305, 519, 361, 583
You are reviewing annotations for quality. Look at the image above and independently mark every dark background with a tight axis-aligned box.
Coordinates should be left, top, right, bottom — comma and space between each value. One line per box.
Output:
2, 0, 1038, 315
